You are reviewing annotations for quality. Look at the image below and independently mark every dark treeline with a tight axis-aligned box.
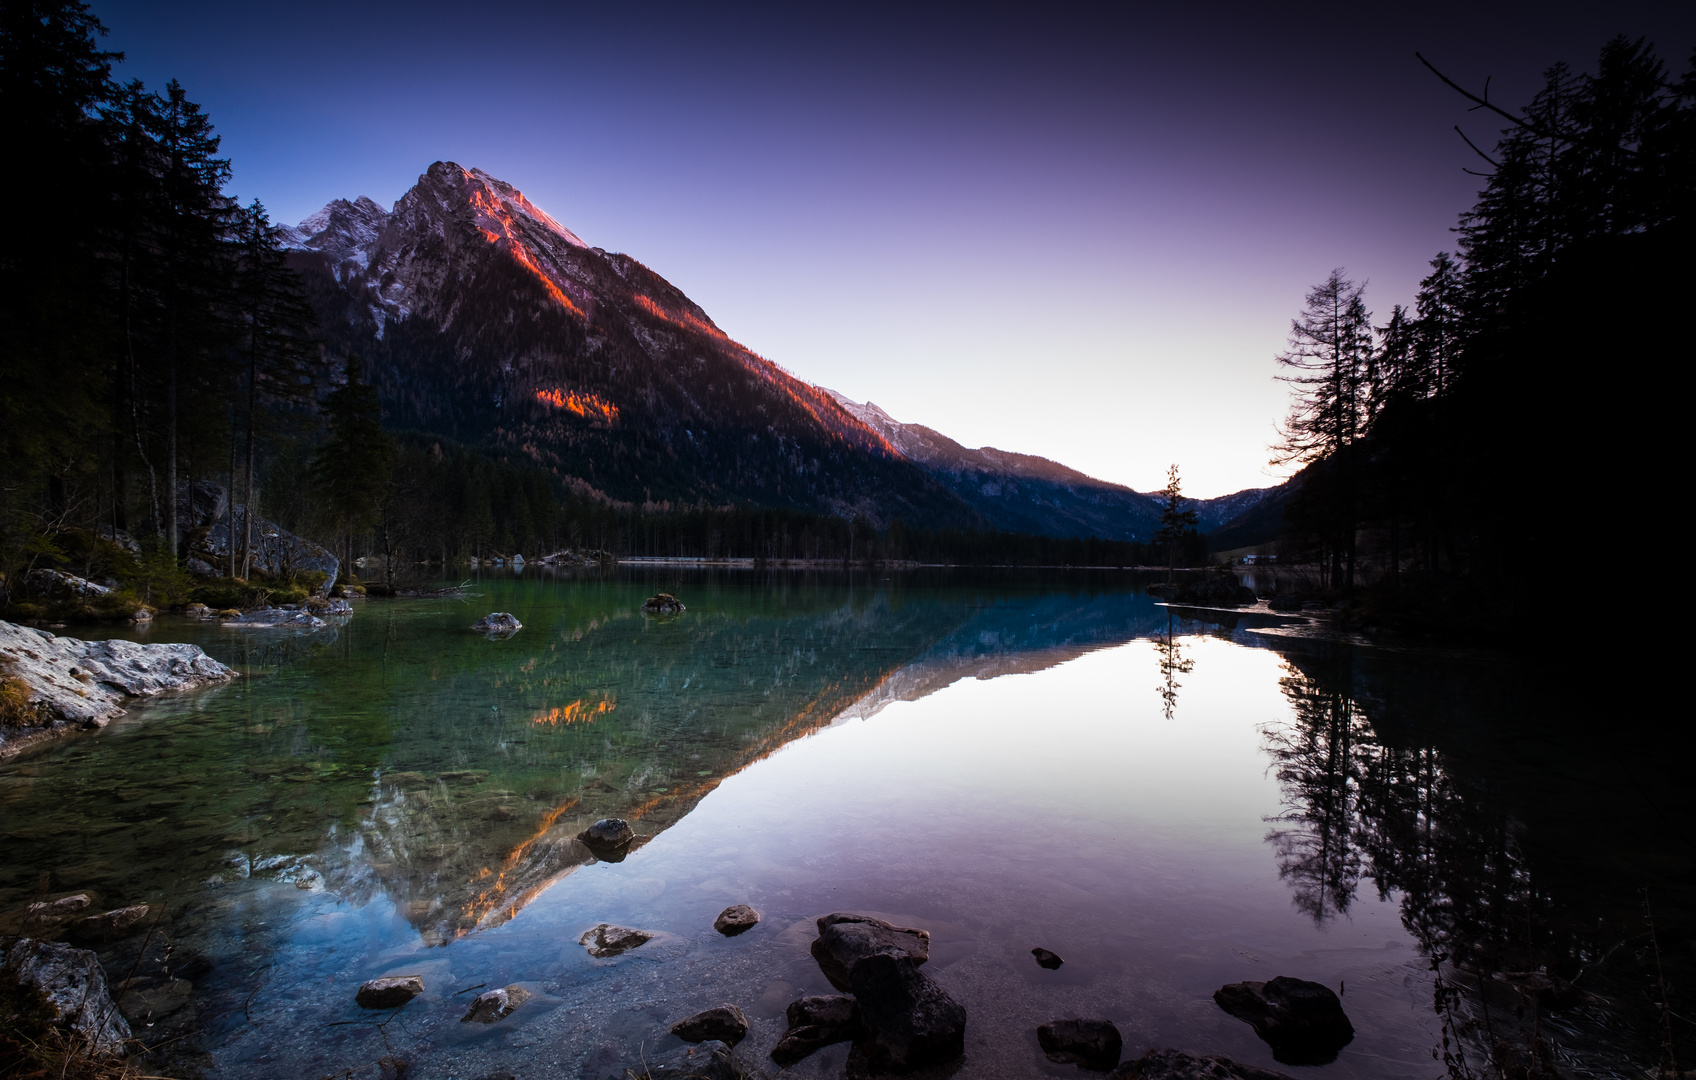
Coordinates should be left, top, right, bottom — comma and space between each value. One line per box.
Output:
1, 0, 322, 599
302, 432, 1202, 571
1271, 38, 1693, 629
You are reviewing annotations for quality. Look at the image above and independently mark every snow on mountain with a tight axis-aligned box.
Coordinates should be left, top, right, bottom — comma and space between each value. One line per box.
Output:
284, 162, 1283, 539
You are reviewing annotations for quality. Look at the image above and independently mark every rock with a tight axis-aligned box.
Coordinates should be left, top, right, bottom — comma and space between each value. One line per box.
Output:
626, 1039, 753, 1080
470, 612, 522, 635
115, 976, 193, 1025
1266, 594, 1308, 612
356, 975, 425, 1009
579, 922, 653, 957
0, 938, 131, 1055
460, 983, 530, 1023
305, 596, 353, 615
811, 912, 931, 992
220, 607, 328, 629
24, 568, 112, 600
578, 817, 634, 851
642, 593, 686, 615
65, 904, 152, 944
185, 557, 217, 577
1175, 575, 1259, 607
848, 952, 966, 1074
0, 620, 237, 759
772, 995, 863, 1065
1213, 977, 1354, 1065
1038, 1018, 1123, 1071
22, 893, 93, 928
192, 489, 341, 596
1032, 947, 1064, 969
671, 1003, 750, 1046
714, 904, 760, 936
1108, 1047, 1297, 1080
1145, 582, 1181, 599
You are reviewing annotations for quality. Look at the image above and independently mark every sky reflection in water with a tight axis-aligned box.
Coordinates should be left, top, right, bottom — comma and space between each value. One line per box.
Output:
0, 571, 1675, 1079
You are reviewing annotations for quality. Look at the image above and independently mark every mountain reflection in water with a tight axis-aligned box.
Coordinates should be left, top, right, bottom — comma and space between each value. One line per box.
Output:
0, 570, 1686, 1079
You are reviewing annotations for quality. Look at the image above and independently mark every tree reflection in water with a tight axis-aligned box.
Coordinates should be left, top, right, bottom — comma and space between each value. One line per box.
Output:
1153, 608, 1194, 721
1260, 643, 1686, 1079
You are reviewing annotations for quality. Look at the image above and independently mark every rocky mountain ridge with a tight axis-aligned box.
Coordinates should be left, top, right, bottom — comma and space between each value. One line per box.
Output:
286, 163, 1283, 541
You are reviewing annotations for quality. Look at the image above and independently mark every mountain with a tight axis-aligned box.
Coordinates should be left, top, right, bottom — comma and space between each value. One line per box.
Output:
285, 162, 974, 526
824, 391, 1280, 541
286, 162, 1285, 542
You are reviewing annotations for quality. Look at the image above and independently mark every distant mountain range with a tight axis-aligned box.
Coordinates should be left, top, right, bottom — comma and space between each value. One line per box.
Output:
285, 162, 1285, 543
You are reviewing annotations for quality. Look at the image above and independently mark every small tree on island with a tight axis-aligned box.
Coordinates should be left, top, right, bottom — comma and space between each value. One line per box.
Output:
1154, 464, 1199, 582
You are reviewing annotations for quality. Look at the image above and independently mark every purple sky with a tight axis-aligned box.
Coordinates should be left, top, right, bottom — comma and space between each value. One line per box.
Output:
98, 0, 1692, 496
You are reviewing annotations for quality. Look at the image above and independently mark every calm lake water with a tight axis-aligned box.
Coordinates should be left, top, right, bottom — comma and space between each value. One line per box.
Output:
0, 571, 1687, 1080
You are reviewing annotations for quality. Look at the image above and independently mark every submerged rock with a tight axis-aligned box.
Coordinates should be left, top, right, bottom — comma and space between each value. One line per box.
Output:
1038, 1018, 1123, 1071
579, 922, 653, 958
470, 612, 522, 635
772, 994, 862, 1065
714, 904, 760, 936
1108, 1047, 1297, 1079
0, 619, 236, 759
1032, 947, 1064, 969
671, 1003, 749, 1046
811, 912, 931, 992
115, 976, 193, 1025
848, 952, 966, 1074
356, 975, 425, 1009
1213, 977, 1354, 1065
0, 938, 131, 1055
461, 983, 530, 1023
633, 1039, 753, 1080
66, 903, 152, 944
642, 593, 686, 615
1266, 594, 1309, 612
220, 607, 328, 629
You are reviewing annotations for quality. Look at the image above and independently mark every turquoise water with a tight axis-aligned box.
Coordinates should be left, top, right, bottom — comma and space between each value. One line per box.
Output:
0, 570, 1685, 1079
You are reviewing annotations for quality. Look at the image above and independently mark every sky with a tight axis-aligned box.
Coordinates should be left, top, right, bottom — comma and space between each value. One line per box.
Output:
96, 0, 1693, 497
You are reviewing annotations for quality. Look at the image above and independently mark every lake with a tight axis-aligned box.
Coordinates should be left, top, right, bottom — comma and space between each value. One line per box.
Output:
0, 570, 1685, 1080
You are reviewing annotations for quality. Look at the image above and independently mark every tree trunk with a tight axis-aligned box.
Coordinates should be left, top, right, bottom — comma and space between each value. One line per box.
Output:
166, 285, 179, 561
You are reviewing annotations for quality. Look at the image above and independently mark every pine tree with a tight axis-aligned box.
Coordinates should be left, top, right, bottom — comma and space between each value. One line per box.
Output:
310, 355, 394, 574
233, 199, 319, 577
1153, 464, 1198, 581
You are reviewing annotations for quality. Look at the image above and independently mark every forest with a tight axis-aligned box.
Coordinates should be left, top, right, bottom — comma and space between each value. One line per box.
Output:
1266, 38, 1693, 631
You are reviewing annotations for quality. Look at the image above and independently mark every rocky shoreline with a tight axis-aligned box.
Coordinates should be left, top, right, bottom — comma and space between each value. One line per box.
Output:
0, 619, 236, 760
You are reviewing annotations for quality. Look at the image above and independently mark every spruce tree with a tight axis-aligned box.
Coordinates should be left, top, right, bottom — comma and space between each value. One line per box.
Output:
310, 355, 394, 575
1153, 464, 1198, 582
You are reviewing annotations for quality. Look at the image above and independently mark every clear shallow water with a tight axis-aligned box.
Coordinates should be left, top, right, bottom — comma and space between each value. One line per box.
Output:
0, 571, 1687, 1079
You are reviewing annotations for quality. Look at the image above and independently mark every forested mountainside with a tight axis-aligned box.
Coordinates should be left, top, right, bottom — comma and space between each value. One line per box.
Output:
825, 391, 1280, 541
285, 162, 978, 528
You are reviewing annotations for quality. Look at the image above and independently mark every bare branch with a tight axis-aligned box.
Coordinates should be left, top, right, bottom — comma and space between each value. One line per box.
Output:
1453, 125, 1499, 169
1417, 52, 1533, 132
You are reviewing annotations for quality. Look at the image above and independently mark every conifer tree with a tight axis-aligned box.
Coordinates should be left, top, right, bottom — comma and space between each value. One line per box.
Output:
310, 355, 395, 573
1153, 464, 1198, 581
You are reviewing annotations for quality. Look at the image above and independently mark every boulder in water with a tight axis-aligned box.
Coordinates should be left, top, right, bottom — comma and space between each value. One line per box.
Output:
1213, 976, 1354, 1064
641, 593, 686, 615
772, 994, 862, 1065
1108, 1048, 1298, 1079
847, 952, 966, 1074
714, 903, 760, 936
579, 923, 653, 958
670, 1003, 749, 1046
577, 817, 633, 851
1037, 1017, 1122, 1071
1032, 947, 1064, 969
470, 612, 521, 635
811, 911, 931, 992
356, 975, 424, 1009
461, 984, 529, 1023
